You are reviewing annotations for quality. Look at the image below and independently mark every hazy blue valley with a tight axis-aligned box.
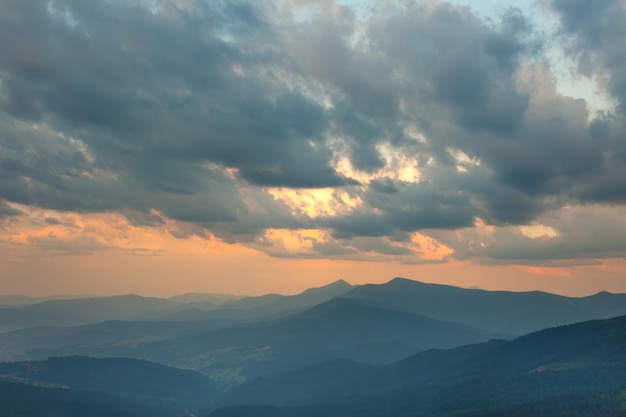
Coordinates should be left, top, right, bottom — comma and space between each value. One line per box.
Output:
1, 278, 626, 417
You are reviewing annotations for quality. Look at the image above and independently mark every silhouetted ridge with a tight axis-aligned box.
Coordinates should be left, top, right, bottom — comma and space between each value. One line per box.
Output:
213, 279, 355, 318
303, 279, 352, 292
0, 356, 222, 414
210, 314, 626, 417
0, 294, 184, 332
215, 339, 508, 409
0, 380, 166, 417
342, 277, 626, 335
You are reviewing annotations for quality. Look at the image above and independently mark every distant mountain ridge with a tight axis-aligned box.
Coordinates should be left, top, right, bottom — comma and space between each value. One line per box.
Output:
4, 314, 625, 417
0, 280, 354, 332
4, 278, 625, 336
0, 356, 222, 415
2, 278, 626, 417
152, 279, 355, 322
341, 277, 626, 334
214, 339, 508, 408
169, 292, 246, 304
210, 279, 354, 314
0, 294, 94, 306
3, 277, 626, 390
210, 314, 626, 417
138, 297, 487, 383
0, 294, 184, 332
0, 379, 166, 417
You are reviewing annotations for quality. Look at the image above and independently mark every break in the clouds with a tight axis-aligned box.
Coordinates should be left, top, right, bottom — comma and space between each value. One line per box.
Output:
1, 0, 625, 265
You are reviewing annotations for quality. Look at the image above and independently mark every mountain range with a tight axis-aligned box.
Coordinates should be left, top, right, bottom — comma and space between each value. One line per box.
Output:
2, 277, 626, 416
342, 277, 626, 334
0, 279, 354, 333
0, 356, 222, 415
210, 314, 626, 417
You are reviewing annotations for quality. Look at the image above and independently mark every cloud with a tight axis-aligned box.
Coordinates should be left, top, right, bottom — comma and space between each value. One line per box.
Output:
25, 234, 112, 258
551, 0, 626, 112
0, 200, 22, 219
428, 204, 626, 265
0, 0, 625, 264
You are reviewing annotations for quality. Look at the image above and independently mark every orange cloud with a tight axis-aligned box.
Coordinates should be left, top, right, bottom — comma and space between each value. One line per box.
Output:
0, 204, 256, 261
409, 232, 454, 261
519, 265, 572, 278
267, 187, 361, 217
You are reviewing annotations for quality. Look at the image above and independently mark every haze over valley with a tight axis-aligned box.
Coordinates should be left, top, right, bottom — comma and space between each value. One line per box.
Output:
1, 278, 626, 416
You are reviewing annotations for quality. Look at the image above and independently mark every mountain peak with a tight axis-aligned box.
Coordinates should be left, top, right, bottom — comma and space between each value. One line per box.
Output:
386, 277, 431, 287
299, 279, 353, 295
386, 277, 470, 292
325, 279, 353, 289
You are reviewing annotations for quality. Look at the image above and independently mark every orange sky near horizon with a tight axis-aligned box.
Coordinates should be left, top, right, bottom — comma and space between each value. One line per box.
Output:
3, 245, 626, 298
1, 204, 625, 298
2, 1, 626, 299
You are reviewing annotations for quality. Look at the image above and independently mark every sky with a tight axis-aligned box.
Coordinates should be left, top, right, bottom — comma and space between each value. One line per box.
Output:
1, 0, 626, 297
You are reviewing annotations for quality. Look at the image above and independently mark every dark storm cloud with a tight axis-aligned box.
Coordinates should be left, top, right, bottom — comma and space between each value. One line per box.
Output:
365, 3, 534, 135
428, 205, 626, 265
0, 0, 355, 243
1, 0, 626, 262
312, 240, 357, 257
372, 183, 477, 231
552, 0, 626, 111
347, 237, 413, 256
321, 175, 478, 239
0, 0, 351, 195
0, 200, 22, 219
369, 178, 398, 194
320, 211, 393, 239
547, 0, 626, 205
